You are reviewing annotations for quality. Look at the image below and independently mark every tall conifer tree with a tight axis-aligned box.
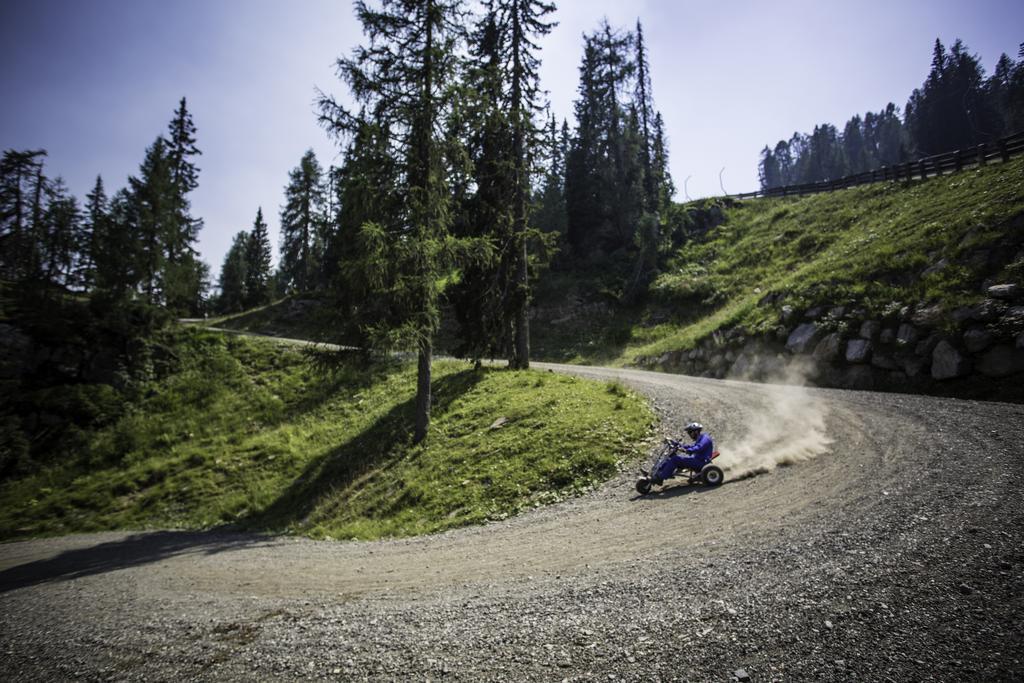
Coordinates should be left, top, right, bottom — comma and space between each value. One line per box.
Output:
319, 0, 465, 443
244, 207, 273, 308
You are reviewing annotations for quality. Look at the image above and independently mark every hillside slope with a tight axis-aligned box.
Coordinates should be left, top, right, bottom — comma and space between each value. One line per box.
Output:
533, 156, 1024, 399
0, 330, 651, 540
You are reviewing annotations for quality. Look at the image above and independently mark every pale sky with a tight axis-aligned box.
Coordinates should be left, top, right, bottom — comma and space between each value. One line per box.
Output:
2, 0, 1021, 275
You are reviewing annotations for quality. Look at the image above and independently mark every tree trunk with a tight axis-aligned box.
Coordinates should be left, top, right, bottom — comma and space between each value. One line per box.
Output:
414, 337, 432, 444
511, 10, 530, 370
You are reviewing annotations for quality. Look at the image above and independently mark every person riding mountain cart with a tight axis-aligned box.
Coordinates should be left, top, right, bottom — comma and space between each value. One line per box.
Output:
635, 422, 724, 495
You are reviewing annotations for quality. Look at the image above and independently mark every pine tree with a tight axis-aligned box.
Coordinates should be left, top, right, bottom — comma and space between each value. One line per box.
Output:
40, 177, 80, 287
129, 137, 173, 302
0, 149, 47, 281
244, 207, 272, 308
279, 149, 324, 294
502, 0, 556, 369
217, 231, 249, 313
534, 113, 567, 235
451, 12, 514, 364
81, 175, 108, 290
94, 188, 140, 298
163, 97, 206, 314
319, 0, 466, 443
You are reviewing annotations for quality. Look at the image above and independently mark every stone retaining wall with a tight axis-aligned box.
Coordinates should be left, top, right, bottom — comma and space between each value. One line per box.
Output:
636, 283, 1024, 396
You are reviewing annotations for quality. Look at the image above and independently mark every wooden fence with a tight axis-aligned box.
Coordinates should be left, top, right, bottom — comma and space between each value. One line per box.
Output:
728, 131, 1024, 200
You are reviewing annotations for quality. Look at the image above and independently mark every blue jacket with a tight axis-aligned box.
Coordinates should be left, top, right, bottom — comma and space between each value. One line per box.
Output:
681, 433, 714, 462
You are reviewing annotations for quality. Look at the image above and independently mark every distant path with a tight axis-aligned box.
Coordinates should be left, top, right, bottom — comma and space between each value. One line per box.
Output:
2, 340, 1022, 681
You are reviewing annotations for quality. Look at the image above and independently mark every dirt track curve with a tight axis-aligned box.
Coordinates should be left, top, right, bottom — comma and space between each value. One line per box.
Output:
1, 363, 1022, 682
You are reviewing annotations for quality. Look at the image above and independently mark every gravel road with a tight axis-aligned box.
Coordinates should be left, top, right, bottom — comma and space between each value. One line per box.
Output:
1, 363, 1022, 681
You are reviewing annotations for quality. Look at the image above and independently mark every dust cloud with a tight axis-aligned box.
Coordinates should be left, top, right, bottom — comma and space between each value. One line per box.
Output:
721, 358, 832, 480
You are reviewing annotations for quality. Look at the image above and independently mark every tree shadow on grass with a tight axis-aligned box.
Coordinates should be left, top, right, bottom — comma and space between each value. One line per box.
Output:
241, 366, 488, 532
0, 529, 273, 594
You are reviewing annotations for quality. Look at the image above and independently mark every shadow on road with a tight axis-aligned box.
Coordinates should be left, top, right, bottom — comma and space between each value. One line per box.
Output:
631, 479, 734, 502
0, 530, 273, 594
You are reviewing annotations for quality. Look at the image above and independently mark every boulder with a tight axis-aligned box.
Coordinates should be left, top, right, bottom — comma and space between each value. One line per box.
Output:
805, 306, 825, 320
932, 340, 971, 380
951, 306, 974, 324
729, 353, 754, 378
963, 327, 993, 354
902, 356, 927, 378
922, 258, 949, 276
915, 334, 940, 358
988, 283, 1020, 300
785, 323, 820, 354
895, 324, 918, 346
976, 345, 1024, 377
846, 339, 872, 364
969, 299, 1007, 323
859, 320, 880, 340
813, 333, 843, 362
829, 306, 847, 319
879, 328, 895, 345
871, 353, 898, 370
845, 365, 875, 390
912, 304, 943, 327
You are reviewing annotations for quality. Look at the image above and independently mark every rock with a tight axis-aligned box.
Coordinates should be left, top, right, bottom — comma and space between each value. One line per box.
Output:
915, 334, 940, 358
903, 356, 927, 378
828, 306, 846, 319
658, 352, 671, 367
845, 365, 875, 390
922, 258, 949, 276
859, 320, 880, 340
963, 327, 993, 354
813, 333, 842, 362
896, 324, 918, 346
976, 345, 1024, 377
951, 306, 974, 324
932, 341, 971, 380
846, 339, 872, 364
780, 305, 795, 323
912, 304, 944, 327
805, 306, 825, 320
733, 669, 751, 682
785, 323, 820, 354
958, 583, 973, 595
988, 283, 1020, 300
730, 354, 754, 378
879, 328, 895, 344
871, 353, 898, 370
1018, 333, 1024, 350
969, 299, 1007, 323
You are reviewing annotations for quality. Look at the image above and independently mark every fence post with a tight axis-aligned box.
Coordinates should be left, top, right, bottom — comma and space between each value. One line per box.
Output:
977, 143, 987, 166
954, 149, 963, 172
999, 139, 1010, 162
918, 159, 927, 180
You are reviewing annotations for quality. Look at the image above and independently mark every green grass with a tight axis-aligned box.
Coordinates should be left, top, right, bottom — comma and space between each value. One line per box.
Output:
0, 329, 652, 541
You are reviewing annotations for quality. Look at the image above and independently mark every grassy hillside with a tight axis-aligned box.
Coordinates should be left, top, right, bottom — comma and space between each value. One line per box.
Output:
532, 156, 1024, 366
0, 330, 652, 541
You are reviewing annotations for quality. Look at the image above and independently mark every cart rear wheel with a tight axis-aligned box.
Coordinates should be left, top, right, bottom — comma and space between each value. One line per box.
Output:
635, 478, 652, 495
701, 465, 724, 486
